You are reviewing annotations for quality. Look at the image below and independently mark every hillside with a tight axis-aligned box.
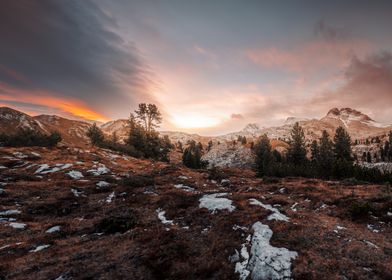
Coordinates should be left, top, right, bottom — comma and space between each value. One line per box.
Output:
34, 115, 91, 147
0, 146, 391, 279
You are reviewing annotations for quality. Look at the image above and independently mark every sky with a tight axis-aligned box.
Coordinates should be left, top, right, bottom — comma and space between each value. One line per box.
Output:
1, 0, 392, 135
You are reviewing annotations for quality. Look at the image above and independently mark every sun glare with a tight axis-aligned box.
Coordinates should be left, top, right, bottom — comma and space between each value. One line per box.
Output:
172, 114, 220, 129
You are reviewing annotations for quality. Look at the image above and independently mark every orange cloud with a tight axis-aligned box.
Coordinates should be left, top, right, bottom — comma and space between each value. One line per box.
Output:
246, 39, 371, 74
0, 82, 108, 122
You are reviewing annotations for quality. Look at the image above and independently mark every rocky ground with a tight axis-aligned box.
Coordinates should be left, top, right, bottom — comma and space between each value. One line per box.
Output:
0, 147, 392, 279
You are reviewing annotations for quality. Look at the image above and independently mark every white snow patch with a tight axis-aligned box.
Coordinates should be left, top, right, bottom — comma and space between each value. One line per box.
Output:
0, 209, 21, 216
367, 224, 379, 233
106, 192, 115, 203
199, 193, 235, 214
35, 163, 73, 174
96, 181, 110, 188
0, 165, 8, 169
249, 199, 289, 222
71, 188, 83, 197
88, 164, 110, 176
46, 226, 61, 233
29, 244, 50, 253
246, 222, 297, 280
174, 184, 195, 192
9, 222, 27, 229
235, 243, 251, 280
67, 170, 84, 180
156, 208, 174, 225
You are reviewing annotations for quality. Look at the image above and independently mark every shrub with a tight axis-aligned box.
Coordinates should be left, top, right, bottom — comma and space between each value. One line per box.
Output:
122, 174, 155, 188
96, 212, 137, 234
349, 201, 372, 219
0, 129, 61, 147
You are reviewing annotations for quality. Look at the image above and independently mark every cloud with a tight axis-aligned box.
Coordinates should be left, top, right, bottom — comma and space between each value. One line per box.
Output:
0, 82, 108, 121
0, 0, 157, 120
314, 19, 348, 41
310, 51, 392, 123
246, 20, 371, 76
230, 113, 244, 119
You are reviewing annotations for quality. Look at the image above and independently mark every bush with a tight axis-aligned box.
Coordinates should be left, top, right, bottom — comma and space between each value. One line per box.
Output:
349, 201, 372, 219
122, 174, 155, 188
0, 129, 61, 147
96, 211, 137, 234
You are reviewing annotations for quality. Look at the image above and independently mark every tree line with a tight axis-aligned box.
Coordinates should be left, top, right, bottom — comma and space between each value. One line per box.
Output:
253, 123, 392, 183
0, 129, 61, 148
86, 103, 173, 162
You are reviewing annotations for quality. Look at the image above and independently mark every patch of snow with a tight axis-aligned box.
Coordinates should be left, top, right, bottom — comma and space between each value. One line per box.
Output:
363, 240, 379, 249
367, 224, 379, 233
0, 209, 21, 216
71, 188, 83, 197
0, 165, 7, 169
106, 192, 115, 203
249, 199, 289, 222
36, 163, 73, 174
178, 175, 188, 180
46, 225, 61, 233
174, 184, 195, 192
9, 222, 27, 229
29, 244, 50, 253
199, 193, 235, 214
235, 243, 251, 280
67, 170, 84, 180
156, 208, 174, 225
87, 164, 110, 176
290, 202, 299, 212
233, 225, 248, 231
247, 222, 297, 280
96, 181, 110, 188
13, 152, 28, 158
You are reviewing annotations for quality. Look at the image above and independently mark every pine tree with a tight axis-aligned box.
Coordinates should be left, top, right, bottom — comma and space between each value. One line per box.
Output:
86, 123, 104, 146
318, 130, 335, 177
310, 140, 319, 164
182, 140, 206, 169
207, 140, 213, 151
241, 136, 247, 145
253, 134, 273, 176
126, 113, 146, 153
367, 151, 372, 163
384, 141, 390, 161
333, 126, 352, 162
287, 122, 307, 165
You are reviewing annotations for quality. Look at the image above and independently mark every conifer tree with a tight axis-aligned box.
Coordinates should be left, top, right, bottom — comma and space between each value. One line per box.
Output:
310, 140, 319, 164
87, 123, 104, 146
287, 122, 307, 165
318, 130, 335, 176
253, 134, 273, 176
333, 126, 352, 162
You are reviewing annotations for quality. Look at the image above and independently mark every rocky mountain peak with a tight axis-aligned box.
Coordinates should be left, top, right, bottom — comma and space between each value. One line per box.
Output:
325, 107, 373, 122
242, 123, 261, 134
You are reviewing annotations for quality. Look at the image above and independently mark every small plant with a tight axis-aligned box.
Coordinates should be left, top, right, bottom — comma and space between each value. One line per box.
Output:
96, 212, 137, 234
349, 201, 372, 219
122, 174, 155, 188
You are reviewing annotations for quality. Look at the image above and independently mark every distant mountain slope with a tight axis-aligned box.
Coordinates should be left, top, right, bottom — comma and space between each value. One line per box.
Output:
100, 119, 129, 143
34, 115, 91, 147
0, 107, 48, 134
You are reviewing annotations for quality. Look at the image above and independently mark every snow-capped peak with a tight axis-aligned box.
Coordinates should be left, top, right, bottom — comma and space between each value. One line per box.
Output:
326, 108, 373, 122
284, 117, 309, 125
241, 123, 261, 134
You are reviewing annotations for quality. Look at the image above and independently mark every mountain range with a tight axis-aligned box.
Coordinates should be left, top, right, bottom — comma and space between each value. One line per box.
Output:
1, 106, 391, 147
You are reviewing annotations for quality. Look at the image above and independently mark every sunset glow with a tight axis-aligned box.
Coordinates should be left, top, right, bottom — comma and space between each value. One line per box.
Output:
171, 114, 221, 129
1, 1, 392, 134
